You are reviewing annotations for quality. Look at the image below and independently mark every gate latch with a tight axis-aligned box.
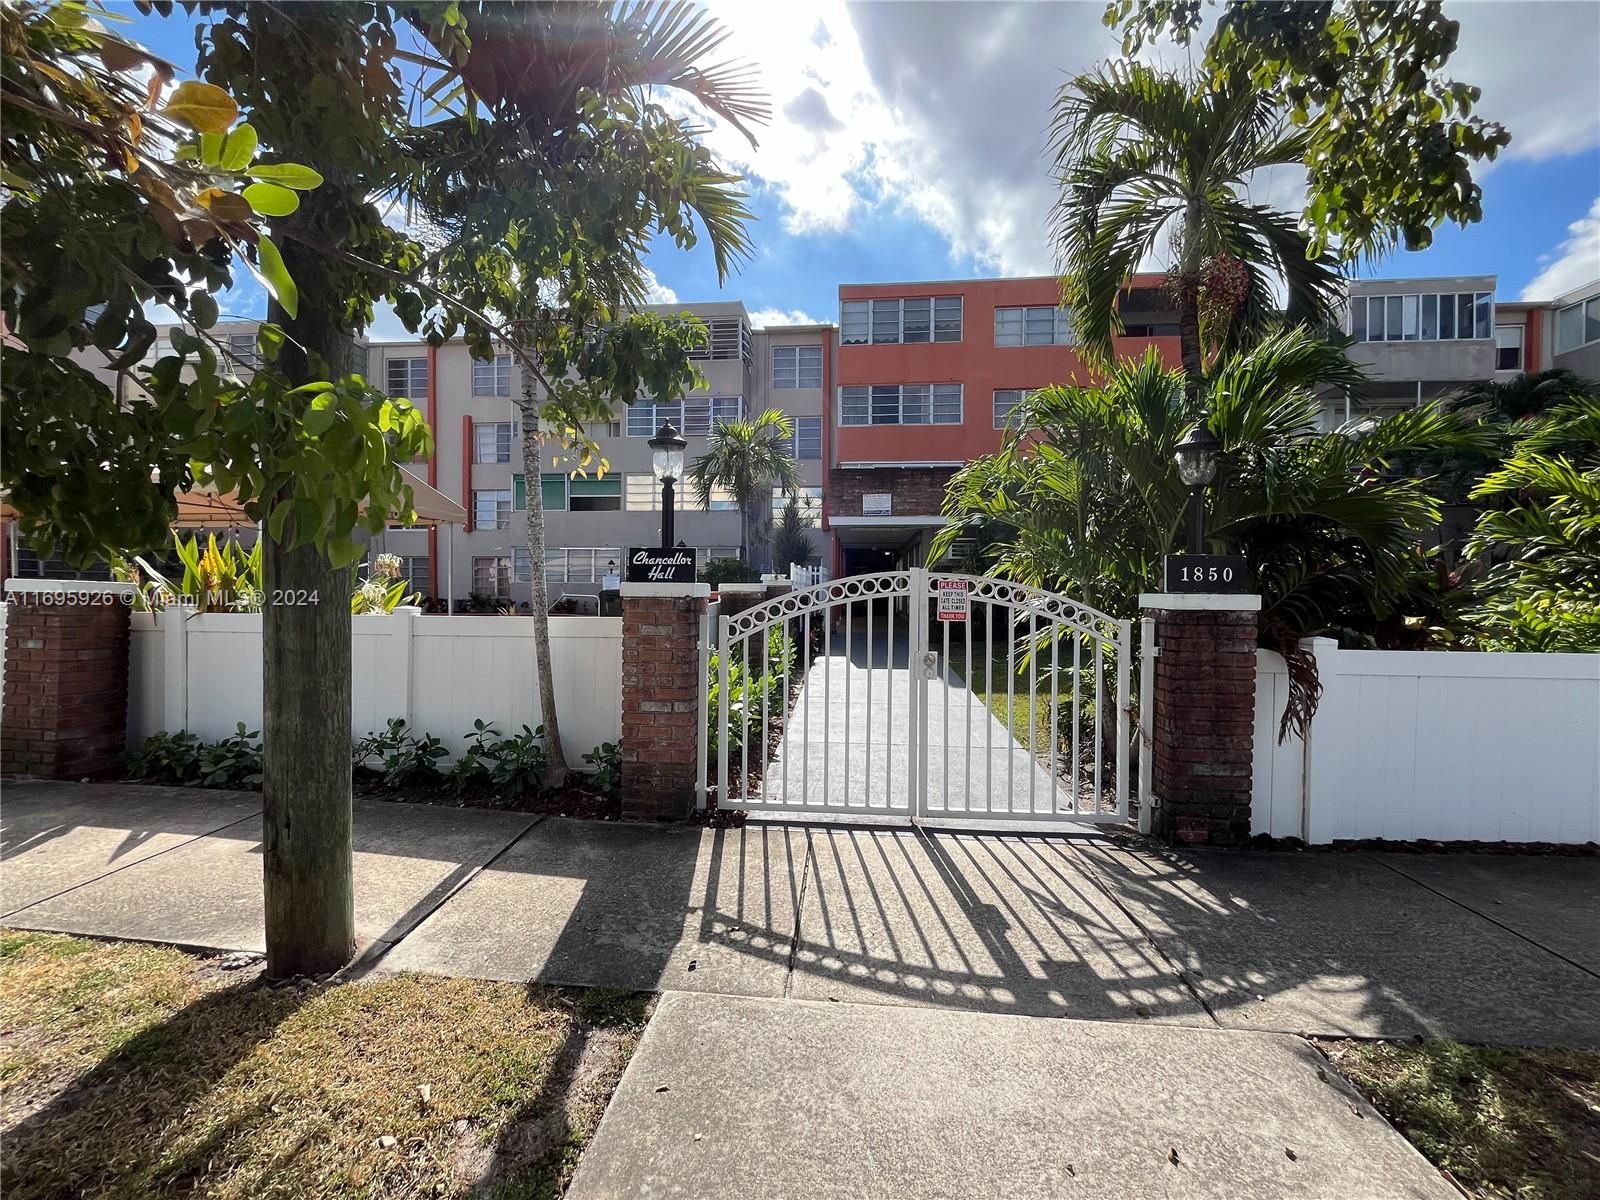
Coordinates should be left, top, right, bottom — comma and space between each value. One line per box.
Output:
919, 650, 941, 679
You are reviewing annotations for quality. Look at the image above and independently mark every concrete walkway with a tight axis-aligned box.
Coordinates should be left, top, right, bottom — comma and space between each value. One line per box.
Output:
567, 992, 1459, 1200
751, 629, 1093, 820
4, 780, 1597, 1045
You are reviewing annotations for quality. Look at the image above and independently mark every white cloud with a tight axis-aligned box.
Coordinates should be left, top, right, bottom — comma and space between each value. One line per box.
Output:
748, 307, 822, 327
674, 2, 1598, 279
641, 267, 678, 304
1522, 195, 1600, 299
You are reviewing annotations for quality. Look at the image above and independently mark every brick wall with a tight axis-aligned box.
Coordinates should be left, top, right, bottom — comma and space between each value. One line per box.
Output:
2, 597, 131, 778
1150, 607, 1257, 846
825, 467, 954, 520
620, 593, 705, 820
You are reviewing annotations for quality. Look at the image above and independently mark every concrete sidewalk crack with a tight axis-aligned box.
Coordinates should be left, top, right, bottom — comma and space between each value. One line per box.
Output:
781, 828, 815, 999
343, 814, 546, 981
1070, 839, 1224, 1027
1372, 854, 1600, 982
0, 809, 263, 921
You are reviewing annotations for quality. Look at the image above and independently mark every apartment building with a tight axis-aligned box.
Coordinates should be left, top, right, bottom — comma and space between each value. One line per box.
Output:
365, 302, 833, 606
823, 274, 1181, 576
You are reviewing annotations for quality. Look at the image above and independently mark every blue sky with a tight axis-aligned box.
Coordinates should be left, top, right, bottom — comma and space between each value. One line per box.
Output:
124, 1, 1600, 333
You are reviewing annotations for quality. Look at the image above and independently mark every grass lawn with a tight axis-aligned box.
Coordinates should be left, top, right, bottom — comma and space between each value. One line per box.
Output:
943, 638, 1102, 754
1320, 1038, 1600, 1199
0, 929, 647, 1200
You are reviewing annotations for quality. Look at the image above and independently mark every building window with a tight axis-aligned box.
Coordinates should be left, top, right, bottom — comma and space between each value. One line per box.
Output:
994, 306, 1073, 347
228, 332, 262, 369
1555, 295, 1600, 354
1494, 325, 1524, 372
839, 384, 962, 426
396, 555, 430, 596
790, 415, 822, 459
544, 547, 621, 584
473, 489, 513, 530
568, 476, 622, 511
702, 484, 739, 512
839, 296, 963, 345
472, 556, 513, 598
474, 421, 514, 463
386, 356, 428, 399
773, 485, 823, 520
1353, 292, 1492, 343
772, 344, 823, 389
687, 317, 750, 363
993, 389, 1030, 429
682, 396, 742, 436
473, 355, 512, 396
626, 399, 683, 437
625, 474, 661, 511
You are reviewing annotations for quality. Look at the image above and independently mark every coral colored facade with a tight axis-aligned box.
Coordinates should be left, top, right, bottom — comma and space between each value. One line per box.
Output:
827, 274, 1181, 575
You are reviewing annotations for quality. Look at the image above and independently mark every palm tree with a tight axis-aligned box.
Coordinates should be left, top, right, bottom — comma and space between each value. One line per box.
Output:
688, 408, 800, 571
934, 327, 1492, 736
1050, 62, 1344, 400
408, 1, 767, 785
770, 498, 815, 573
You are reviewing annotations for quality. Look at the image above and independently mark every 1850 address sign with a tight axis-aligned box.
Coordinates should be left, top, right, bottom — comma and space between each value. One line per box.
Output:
1163, 553, 1249, 593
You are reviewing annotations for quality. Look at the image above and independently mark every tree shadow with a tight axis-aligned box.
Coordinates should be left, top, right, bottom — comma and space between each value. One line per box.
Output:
1, 977, 310, 1200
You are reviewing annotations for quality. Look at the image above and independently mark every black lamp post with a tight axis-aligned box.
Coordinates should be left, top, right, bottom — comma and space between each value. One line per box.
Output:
1174, 415, 1222, 554
648, 420, 687, 550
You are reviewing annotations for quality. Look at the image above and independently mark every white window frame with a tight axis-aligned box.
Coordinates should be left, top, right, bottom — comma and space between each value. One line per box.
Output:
474, 420, 513, 464
627, 399, 683, 437
994, 306, 1073, 347
386, 356, 428, 400
772, 344, 824, 389
625, 474, 661, 511
682, 396, 742, 437
1555, 295, 1600, 354
1354, 292, 1493, 343
1494, 324, 1525, 372
397, 556, 430, 595
773, 485, 824, 520
790, 415, 822, 460
839, 296, 963, 345
838, 384, 963, 427
227, 331, 262, 369
544, 547, 622, 585
688, 318, 750, 363
472, 556, 513, 598
993, 389, 1029, 429
473, 354, 512, 396
472, 489, 514, 530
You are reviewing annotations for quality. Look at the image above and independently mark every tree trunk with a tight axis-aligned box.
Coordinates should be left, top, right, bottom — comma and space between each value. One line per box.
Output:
1177, 196, 1205, 406
262, 533, 354, 977
518, 375, 569, 786
259, 208, 359, 979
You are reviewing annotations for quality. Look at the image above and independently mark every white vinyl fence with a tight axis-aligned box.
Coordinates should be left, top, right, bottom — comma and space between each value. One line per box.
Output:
128, 609, 622, 761
1254, 638, 1600, 845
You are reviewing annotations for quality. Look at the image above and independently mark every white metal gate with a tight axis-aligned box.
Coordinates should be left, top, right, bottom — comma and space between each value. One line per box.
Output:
713, 570, 1131, 828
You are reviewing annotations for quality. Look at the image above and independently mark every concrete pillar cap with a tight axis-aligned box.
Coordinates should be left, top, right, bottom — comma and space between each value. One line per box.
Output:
1139, 592, 1261, 612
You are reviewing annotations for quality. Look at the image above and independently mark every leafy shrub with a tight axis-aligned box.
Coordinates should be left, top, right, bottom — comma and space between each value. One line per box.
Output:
700, 557, 761, 587
197, 723, 263, 789
353, 718, 448, 789
127, 730, 204, 785
450, 719, 549, 798
582, 741, 622, 800
708, 628, 793, 762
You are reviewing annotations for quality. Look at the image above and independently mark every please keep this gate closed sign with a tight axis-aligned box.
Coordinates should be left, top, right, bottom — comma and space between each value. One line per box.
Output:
936, 578, 970, 621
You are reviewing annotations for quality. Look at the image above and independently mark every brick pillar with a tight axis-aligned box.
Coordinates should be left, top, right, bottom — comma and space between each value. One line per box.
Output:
620, 582, 709, 821
3, 581, 135, 779
1141, 593, 1261, 847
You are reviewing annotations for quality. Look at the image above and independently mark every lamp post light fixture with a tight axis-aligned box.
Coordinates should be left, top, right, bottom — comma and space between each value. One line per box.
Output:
647, 420, 688, 549
1174, 414, 1222, 555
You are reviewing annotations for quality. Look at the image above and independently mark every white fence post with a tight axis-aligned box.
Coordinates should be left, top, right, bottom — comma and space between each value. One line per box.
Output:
389, 607, 415, 729
159, 604, 188, 732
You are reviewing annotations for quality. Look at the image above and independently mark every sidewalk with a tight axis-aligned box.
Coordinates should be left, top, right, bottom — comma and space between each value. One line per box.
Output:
4, 780, 1597, 1046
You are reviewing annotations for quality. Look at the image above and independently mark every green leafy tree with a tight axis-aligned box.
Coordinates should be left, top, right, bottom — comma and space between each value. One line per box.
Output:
688, 408, 800, 570
770, 498, 816, 573
2, 0, 762, 975
1463, 396, 1600, 652
934, 328, 1491, 734
1105, 0, 1512, 260
1051, 62, 1343, 400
